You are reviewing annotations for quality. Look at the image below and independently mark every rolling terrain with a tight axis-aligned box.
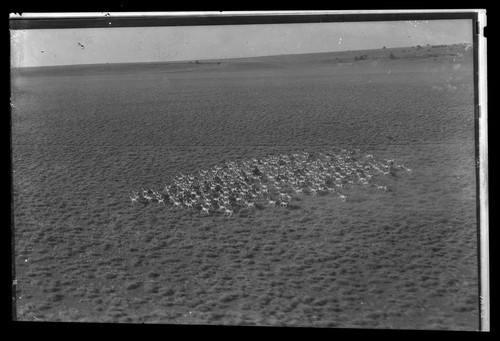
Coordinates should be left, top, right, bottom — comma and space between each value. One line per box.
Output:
11, 44, 479, 329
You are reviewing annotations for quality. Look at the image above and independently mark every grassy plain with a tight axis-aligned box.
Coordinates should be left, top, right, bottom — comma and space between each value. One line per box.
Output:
11, 44, 479, 329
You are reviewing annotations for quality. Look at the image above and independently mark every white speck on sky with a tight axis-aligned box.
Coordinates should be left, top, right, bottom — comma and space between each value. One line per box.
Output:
10, 19, 472, 68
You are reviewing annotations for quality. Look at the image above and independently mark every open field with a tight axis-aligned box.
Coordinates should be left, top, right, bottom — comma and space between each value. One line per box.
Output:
11, 44, 479, 329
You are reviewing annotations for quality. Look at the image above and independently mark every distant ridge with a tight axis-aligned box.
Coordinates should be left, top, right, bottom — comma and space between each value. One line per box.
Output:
11, 43, 472, 76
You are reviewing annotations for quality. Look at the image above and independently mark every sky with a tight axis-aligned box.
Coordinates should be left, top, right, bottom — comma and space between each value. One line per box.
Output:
10, 19, 473, 68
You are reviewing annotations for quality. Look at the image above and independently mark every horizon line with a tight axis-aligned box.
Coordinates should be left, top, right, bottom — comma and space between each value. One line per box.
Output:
10, 42, 471, 70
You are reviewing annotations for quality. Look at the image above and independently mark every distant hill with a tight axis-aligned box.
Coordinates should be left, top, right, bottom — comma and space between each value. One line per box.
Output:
11, 43, 473, 77
208, 43, 473, 66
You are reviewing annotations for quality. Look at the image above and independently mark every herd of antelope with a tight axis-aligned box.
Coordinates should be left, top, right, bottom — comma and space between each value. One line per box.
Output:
130, 148, 412, 217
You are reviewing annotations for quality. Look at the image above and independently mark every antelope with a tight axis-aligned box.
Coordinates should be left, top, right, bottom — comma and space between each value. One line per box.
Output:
402, 166, 412, 174
280, 193, 291, 201
359, 178, 369, 186
267, 199, 276, 207
244, 201, 255, 209
130, 192, 139, 203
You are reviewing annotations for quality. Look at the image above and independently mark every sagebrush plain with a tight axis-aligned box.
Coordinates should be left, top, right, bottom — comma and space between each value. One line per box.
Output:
11, 44, 479, 329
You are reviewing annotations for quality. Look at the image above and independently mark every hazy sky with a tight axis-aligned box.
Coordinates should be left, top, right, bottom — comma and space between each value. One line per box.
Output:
10, 19, 472, 68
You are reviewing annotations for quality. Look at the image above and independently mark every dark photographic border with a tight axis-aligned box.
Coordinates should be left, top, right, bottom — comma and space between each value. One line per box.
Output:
8, 10, 488, 332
